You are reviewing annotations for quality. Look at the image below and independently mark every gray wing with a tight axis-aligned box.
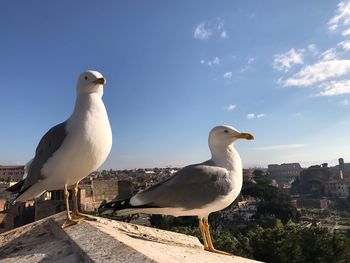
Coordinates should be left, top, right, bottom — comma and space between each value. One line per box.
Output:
131, 162, 232, 209
19, 122, 67, 195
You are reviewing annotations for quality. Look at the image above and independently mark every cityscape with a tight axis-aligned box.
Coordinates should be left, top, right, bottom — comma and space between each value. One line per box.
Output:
1, 156, 350, 261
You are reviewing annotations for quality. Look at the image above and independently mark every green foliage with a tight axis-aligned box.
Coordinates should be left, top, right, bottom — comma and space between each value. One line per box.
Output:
257, 199, 299, 224
242, 181, 300, 224
150, 215, 199, 230
173, 225, 350, 263
173, 216, 198, 227
251, 226, 350, 263
253, 169, 272, 184
242, 181, 278, 200
255, 214, 283, 229
149, 215, 171, 229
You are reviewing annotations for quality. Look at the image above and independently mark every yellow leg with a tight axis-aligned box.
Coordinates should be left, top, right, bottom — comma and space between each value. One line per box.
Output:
71, 182, 96, 221
62, 184, 78, 228
203, 218, 232, 256
199, 218, 209, 249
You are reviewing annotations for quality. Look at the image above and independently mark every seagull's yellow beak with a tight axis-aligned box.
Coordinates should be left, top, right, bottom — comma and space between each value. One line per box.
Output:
93, 77, 106, 85
236, 133, 254, 140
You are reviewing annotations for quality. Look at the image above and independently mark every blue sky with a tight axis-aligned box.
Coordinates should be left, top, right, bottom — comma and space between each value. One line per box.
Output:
1, 1, 350, 169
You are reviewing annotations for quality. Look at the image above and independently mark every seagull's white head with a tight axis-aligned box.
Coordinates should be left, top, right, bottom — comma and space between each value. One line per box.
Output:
76, 70, 106, 96
208, 125, 254, 148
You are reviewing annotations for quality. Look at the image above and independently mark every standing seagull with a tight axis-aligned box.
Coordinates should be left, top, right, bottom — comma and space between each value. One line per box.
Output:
9, 70, 112, 228
98, 125, 253, 255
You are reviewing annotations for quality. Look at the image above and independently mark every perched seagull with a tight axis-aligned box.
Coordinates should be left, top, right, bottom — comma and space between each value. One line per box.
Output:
98, 125, 253, 255
8, 70, 112, 227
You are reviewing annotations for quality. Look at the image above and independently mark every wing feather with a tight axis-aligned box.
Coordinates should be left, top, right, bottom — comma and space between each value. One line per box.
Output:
17, 122, 67, 197
131, 162, 232, 209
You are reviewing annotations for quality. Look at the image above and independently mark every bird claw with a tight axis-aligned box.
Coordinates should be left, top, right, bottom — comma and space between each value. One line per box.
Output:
61, 218, 79, 228
72, 213, 97, 222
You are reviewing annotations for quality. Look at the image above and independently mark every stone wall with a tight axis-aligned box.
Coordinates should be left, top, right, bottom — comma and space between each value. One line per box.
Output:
35, 199, 71, 221
0, 212, 262, 263
80, 179, 132, 212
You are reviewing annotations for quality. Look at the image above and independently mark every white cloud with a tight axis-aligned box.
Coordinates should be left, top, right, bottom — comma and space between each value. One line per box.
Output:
273, 48, 304, 72
283, 60, 350, 87
225, 104, 236, 112
194, 22, 212, 40
247, 113, 255, 119
217, 20, 224, 31
247, 57, 255, 64
194, 18, 228, 40
328, 1, 350, 35
340, 99, 350, 105
343, 27, 350, 36
255, 144, 306, 151
213, 57, 220, 65
220, 31, 227, 39
240, 57, 256, 73
307, 44, 318, 56
247, 113, 266, 119
338, 40, 350, 50
201, 57, 220, 66
320, 48, 337, 61
223, 71, 232, 79
317, 80, 350, 96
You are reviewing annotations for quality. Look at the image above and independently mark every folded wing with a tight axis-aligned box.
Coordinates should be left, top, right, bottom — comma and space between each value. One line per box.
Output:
130, 162, 232, 210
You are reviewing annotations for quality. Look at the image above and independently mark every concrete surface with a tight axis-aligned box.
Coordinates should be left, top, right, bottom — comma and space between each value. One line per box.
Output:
0, 212, 262, 263
0, 216, 80, 262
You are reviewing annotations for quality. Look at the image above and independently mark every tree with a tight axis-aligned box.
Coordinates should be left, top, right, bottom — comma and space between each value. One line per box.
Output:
242, 181, 300, 224
253, 169, 272, 184
149, 215, 170, 229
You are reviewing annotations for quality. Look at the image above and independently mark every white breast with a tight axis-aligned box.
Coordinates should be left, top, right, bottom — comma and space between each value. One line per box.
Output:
41, 93, 112, 189
201, 170, 243, 215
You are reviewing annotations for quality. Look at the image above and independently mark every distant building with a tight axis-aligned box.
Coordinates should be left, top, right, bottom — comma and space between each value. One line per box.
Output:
268, 163, 302, 187
293, 163, 331, 197
291, 158, 350, 209
35, 190, 74, 221
292, 198, 329, 210
35, 178, 133, 220
300, 163, 331, 183
325, 179, 350, 198
330, 158, 350, 180
235, 197, 258, 221
222, 197, 258, 223
0, 167, 187, 233
326, 159, 350, 198
0, 165, 24, 181
0, 201, 35, 233
80, 179, 132, 212
0, 181, 16, 212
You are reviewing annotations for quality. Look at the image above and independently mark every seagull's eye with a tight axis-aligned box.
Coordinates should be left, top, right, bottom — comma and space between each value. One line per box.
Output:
84, 76, 88, 80
224, 130, 229, 133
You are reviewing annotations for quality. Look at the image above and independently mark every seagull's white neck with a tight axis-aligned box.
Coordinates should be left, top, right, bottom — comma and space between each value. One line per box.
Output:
69, 93, 104, 123
209, 143, 241, 171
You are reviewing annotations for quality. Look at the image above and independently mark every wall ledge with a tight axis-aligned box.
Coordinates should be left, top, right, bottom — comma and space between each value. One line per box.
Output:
0, 212, 262, 263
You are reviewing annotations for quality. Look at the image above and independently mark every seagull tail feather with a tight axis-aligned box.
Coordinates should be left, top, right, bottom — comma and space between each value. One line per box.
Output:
6, 180, 25, 194
98, 197, 159, 216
